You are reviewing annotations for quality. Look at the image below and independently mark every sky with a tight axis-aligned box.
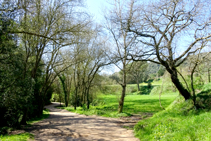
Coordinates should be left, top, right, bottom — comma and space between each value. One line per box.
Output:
86, 0, 120, 74
86, 0, 107, 22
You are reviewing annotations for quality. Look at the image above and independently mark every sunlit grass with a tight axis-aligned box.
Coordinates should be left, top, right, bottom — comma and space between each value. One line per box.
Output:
134, 96, 211, 141
0, 133, 34, 141
60, 94, 178, 118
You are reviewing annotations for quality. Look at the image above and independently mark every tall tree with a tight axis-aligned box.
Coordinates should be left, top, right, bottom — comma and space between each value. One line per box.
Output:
105, 0, 136, 113
117, 0, 211, 100
0, 0, 92, 126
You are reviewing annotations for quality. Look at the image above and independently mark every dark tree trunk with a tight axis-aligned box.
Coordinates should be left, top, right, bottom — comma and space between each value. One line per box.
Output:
86, 88, 90, 109
170, 69, 191, 100
20, 109, 27, 125
58, 75, 68, 107
208, 69, 210, 83
74, 87, 78, 110
118, 85, 126, 113
136, 79, 140, 91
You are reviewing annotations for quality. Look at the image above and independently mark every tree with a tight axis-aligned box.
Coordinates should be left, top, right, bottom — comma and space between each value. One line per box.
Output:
104, 0, 136, 113
118, 0, 211, 100
127, 61, 148, 91
0, 0, 36, 127
70, 27, 110, 109
0, 0, 92, 127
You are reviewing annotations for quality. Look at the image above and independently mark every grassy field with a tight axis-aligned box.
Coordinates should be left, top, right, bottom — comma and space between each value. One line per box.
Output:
134, 96, 211, 141
0, 109, 49, 141
61, 93, 178, 118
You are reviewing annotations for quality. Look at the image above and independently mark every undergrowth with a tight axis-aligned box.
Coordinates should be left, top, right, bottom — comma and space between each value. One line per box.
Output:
0, 109, 49, 140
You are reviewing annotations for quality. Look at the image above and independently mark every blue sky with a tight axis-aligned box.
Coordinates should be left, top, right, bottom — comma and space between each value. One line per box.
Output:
86, 0, 106, 21
86, 0, 120, 74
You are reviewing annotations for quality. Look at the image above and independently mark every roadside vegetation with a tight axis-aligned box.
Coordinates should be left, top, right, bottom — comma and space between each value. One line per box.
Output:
0, 109, 49, 141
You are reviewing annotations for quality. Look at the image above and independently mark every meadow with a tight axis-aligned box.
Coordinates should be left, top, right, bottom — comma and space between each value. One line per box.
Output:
61, 94, 178, 118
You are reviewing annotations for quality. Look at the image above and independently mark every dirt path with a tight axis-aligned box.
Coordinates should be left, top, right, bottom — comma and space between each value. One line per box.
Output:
24, 102, 140, 141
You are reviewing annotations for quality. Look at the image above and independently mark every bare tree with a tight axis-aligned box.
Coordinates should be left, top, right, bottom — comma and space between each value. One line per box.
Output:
117, 0, 211, 100
104, 0, 137, 113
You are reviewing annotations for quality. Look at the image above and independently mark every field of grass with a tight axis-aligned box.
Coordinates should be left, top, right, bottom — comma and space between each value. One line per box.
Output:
60, 93, 178, 118
134, 96, 211, 141
0, 109, 49, 141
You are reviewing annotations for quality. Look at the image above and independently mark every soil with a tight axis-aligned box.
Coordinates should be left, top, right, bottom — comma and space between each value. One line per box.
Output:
14, 102, 144, 141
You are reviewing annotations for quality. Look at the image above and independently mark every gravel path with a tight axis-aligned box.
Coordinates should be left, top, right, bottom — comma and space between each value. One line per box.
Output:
25, 102, 140, 141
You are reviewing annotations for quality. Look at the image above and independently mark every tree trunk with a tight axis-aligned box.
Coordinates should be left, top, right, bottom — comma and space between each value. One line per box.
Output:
136, 79, 140, 91
208, 68, 210, 83
58, 75, 68, 107
20, 109, 27, 125
74, 87, 78, 110
170, 69, 191, 100
86, 88, 90, 109
118, 84, 126, 113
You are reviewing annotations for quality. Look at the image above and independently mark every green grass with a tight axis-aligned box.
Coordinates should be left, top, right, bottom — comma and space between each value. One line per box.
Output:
134, 96, 211, 141
0, 133, 34, 141
0, 109, 49, 141
60, 94, 178, 118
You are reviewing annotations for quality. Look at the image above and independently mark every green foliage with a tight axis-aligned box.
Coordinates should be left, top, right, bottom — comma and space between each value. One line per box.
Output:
201, 82, 211, 92
157, 66, 165, 77
0, 133, 34, 141
195, 86, 211, 109
150, 85, 177, 95
138, 86, 154, 95
27, 109, 49, 124
45, 86, 54, 105
100, 84, 154, 95
150, 78, 177, 95
134, 95, 211, 141
0, 12, 35, 127
127, 61, 149, 84
100, 85, 122, 95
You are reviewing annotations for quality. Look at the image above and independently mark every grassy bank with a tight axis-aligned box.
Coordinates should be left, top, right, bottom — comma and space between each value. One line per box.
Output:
134, 96, 211, 140
0, 109, 49, 141
60, 94, 178, 118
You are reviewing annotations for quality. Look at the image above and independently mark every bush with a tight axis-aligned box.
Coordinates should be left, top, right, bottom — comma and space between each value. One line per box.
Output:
126, 85, 137, 94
